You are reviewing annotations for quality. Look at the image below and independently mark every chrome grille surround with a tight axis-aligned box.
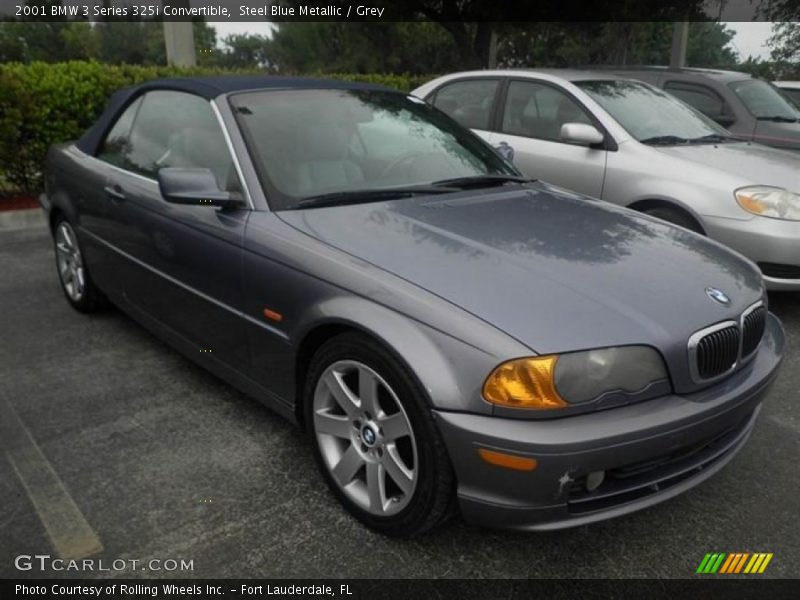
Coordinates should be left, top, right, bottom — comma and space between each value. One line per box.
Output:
688, 300, 765, 384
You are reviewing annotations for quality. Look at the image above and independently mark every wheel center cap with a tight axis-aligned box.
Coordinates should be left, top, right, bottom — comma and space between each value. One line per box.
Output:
361, 424, 378, 447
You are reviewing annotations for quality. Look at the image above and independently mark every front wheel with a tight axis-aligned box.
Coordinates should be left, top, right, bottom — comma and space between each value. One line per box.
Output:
305, 332, 454, 537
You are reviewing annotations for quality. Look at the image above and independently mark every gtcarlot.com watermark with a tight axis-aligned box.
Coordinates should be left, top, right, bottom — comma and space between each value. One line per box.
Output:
14, 554, 194, 573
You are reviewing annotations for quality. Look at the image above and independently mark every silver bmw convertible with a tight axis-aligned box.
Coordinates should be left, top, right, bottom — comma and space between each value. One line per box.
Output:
41, 76, 784, 536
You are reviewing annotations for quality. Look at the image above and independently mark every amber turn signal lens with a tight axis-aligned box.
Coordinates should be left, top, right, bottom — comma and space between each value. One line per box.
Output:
478, 448, 538, 471
737, 194, 767, 214
483, 356, 568, 409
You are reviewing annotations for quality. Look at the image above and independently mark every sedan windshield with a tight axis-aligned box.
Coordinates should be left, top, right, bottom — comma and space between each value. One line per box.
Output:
576, 80, 733, 144
229, 89, 517, 210
730, 79, 800, 121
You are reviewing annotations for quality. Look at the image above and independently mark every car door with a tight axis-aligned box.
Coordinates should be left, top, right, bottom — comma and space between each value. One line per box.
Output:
75, 96, 144, 298
488, 79, 607, 198
98, 90, 250, 368
427, 77, 501, 144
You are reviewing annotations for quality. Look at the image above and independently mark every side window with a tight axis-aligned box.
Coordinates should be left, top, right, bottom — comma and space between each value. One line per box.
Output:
126, 91, 239, 191
97, 97, 142, 168
664, 82, 727, 119
783, 88, 800, 108
501, 80, 592, 142
431, 79, 499, 130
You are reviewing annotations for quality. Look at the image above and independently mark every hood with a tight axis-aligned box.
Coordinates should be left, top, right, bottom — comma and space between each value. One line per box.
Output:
655, 142, 800, 192
278, 183, 764, 393
754, 120, 800, 152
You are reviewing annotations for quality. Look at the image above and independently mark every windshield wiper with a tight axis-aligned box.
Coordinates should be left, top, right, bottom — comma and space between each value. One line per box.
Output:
294, 186, 457, 210
756, 115, 799, 123
429, 174, 533, 189
688, 133, 741, 144
639, 135, 690, 146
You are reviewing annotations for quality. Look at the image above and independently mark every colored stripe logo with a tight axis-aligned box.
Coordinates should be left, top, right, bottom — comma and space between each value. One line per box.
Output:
697, 552, 773, 574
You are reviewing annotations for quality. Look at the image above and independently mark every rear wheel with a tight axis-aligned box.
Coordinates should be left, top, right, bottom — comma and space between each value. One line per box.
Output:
53, 216, 105, 313
642, 206, 704, 234
305, 332, 454, 537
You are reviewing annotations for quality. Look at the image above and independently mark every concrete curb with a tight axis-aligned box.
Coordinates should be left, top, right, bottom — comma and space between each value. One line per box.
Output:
0, 208, 46, 231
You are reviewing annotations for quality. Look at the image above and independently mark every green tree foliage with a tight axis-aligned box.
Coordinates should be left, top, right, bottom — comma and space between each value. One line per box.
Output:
0, 18, 217, 65
769, 22, 800, 63
264, 22, 461, 73
497, 22, 737, 68
766, 23, 800, 79
212, 34, 271, 68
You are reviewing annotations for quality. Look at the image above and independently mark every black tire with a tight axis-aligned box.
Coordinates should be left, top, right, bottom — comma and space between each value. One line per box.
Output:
304, 332, 455, 537
642, 206, 704, 234
52, 214, 106, 313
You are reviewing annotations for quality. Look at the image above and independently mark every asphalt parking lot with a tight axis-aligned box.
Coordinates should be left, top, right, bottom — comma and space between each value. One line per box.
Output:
1, 220, 798, 579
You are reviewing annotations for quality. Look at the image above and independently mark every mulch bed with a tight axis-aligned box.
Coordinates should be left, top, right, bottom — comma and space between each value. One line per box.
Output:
0, 194, 40, 212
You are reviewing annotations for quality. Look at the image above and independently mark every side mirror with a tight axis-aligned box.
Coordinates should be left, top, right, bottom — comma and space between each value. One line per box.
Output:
494, 141, 515, 162
560, 123, 605, 147
157, 167, 243, 209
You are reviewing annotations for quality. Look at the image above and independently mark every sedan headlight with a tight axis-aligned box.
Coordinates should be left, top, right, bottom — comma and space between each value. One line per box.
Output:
483, 346, 667, 410
736, 186, 800, 221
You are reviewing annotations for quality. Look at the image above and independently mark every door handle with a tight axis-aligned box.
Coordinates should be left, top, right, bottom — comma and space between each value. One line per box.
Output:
104, 185, 126, 201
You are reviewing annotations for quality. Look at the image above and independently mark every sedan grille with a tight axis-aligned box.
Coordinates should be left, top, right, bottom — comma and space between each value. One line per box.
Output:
742, 305, 766, 358
695, 325, 739, 380
688, 300, 766, 384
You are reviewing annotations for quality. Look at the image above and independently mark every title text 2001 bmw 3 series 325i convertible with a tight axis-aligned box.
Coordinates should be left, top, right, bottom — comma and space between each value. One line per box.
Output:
42, 77, 784, 536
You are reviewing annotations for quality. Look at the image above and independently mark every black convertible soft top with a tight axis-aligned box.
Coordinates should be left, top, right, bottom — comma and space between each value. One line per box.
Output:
76, 75, 392, 156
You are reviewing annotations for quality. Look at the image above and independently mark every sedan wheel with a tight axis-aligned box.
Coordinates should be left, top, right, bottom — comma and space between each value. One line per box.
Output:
306, 332, 454, 537
53, 216, 105, 312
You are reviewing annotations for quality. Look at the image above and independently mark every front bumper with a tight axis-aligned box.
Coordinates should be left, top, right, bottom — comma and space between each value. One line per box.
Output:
434, 313, 784, 531
703, 214, 800, 290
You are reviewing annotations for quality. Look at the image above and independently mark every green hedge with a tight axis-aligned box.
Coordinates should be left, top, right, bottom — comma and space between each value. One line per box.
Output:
0, 61, 431, 193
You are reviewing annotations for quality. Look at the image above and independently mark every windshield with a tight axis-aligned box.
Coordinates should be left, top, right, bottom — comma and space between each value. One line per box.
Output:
576, 80, 732, 143
229, 89, 517, 210
730, 79, 800, 120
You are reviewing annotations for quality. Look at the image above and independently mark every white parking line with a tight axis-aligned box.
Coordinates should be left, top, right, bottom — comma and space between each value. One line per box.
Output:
0, 398, 103, 560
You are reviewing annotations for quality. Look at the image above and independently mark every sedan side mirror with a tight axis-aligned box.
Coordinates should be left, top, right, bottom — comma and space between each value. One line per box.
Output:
158, 167, 243, 209
560, 123, 605, 147
494, 141, 515, 162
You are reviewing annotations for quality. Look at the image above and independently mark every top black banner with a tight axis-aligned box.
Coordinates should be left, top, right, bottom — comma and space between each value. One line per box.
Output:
1, 0, 798, 23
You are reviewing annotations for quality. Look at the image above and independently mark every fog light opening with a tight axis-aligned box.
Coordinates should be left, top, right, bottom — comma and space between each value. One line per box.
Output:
585, 470, 606, 492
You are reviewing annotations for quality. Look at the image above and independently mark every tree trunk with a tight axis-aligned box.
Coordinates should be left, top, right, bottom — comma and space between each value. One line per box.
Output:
472, 22, 494, 68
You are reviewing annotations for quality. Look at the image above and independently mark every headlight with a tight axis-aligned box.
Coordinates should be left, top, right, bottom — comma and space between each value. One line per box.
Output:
736, 186, 800, 221
483, 346, 667, 410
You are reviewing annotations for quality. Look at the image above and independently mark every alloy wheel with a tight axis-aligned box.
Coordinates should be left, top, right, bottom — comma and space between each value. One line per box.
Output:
313, 360, 418, 517
55, 221, 85, 302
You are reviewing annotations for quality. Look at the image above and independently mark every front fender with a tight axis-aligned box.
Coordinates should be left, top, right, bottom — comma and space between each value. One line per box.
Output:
292, 295, 501, 415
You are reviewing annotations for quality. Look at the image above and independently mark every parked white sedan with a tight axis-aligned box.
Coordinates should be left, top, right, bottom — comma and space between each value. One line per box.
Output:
413, 70, 800, 290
